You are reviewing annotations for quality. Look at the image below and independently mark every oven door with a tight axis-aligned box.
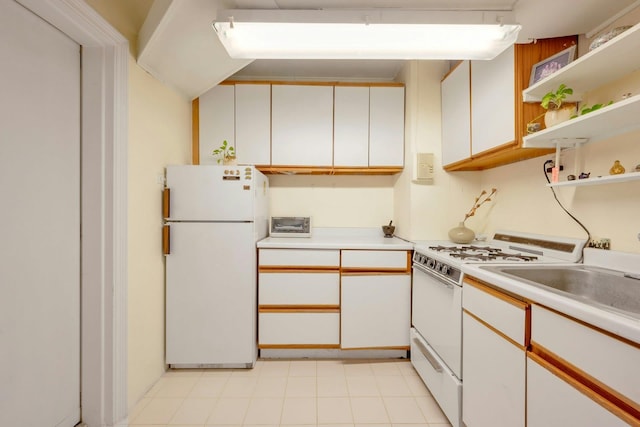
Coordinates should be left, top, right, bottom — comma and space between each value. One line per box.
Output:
411, 264, 462, 379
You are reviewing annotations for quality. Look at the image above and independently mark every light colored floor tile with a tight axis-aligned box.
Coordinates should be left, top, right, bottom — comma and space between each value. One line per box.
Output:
230, 366, 262, 377
253, 376, 288, 397
201, 370, 233, 378
317, 397, 353, 424
357, 424, 391, 427
144, 378, 167, 398
221, 377, 258, 397
281, 397, 317, 425
415, 395, 449, 424
404, 375, 431, 397
375, 375, 412, 397
319, 424, 354, 427
316, 360, 346, 377
164, 369, 204, 377
189, 377, 229, 398
317, 376, 349, 397
130, 397, 183, 425
285, 376, 316, 397
169, 397, 216, 425
383, 397, 427, 424
346, 376, 379, 397
351, 397, 390, 424
391, 424, 429, 427
206, 397, 250, 425
370, 361, 402, 376
397, 361, 419, 377
243, 397, 284, 425
129, 397, 152, 422
154, 377, 199, 398
289, 360, 317, 377
259, 360, 290, 377
343, 362, 374, 377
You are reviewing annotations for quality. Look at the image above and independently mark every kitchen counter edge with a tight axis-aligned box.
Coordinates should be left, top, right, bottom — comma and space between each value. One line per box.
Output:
257, 236, 414, 250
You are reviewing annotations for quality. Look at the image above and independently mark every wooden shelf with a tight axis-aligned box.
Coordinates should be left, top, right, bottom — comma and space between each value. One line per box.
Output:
522, 94, 640, 148
523, 22, 640, 102
548, 171, 640, 187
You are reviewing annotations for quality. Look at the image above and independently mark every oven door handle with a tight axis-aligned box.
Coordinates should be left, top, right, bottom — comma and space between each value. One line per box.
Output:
412, 337, 443, 373
412, 264, 455, 289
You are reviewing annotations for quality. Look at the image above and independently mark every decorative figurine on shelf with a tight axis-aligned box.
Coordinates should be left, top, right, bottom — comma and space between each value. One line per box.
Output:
635, 164, 640, 172
567, 174, 576, 181
579, 172, 591, 179
609, 160, 626, 175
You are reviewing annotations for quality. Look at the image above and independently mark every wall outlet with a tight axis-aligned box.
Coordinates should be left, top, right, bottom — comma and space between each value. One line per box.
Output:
587, 238, 611, 250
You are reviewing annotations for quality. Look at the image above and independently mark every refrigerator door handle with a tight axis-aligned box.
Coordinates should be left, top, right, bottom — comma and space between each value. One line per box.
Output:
163, 187, 170, 219
163, 225, 170, 255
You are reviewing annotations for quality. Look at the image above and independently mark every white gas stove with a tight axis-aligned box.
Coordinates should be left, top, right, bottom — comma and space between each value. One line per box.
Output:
410, 230, 587, 427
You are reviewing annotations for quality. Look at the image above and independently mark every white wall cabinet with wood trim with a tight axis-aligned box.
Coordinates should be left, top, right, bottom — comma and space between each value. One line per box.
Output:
334, 86, 370, 167
235, 83, 271, 165
340, 250, 411, 349
271, 84, 334, 166
441, 61, 471, 166
199, 85, 235, 165
462, 279, 527, 427
258, 248, 340, 348
369, 86, 405, 167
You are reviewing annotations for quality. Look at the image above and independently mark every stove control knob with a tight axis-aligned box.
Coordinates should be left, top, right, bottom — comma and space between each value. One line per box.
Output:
440, 265, 450, 276
427, 259, 436, 269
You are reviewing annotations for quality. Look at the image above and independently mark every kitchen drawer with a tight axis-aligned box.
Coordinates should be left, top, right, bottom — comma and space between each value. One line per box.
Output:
259, 249, 340, 268
259, 272, 340, 306
463, 278, 528, 346
258, 311, 340, 346
341, 250, 410, 270
531, 304, 640, 408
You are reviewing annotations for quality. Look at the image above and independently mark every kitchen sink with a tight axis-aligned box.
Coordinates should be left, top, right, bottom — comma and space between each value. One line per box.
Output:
480, 265, 640, 319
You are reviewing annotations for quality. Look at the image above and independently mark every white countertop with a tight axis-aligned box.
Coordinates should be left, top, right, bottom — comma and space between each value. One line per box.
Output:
462, 251, 640, 344
257, 227, 414, 250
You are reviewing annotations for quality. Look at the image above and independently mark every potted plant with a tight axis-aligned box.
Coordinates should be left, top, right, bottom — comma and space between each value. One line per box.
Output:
212, 140, 236, 165
540, 83, 575, 128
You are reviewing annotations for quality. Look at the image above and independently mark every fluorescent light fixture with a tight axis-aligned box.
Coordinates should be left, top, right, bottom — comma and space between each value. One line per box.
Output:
212, 9, 521, 60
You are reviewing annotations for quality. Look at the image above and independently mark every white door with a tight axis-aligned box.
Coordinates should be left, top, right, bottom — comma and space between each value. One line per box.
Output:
0, 1, 81, 426
199, 84, 236, 165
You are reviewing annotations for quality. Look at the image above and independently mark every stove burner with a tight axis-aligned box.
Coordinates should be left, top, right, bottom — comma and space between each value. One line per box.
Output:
430, 244, 539, 262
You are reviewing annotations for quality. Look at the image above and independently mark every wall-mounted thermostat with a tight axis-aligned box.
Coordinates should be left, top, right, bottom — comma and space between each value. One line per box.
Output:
412, 152, 434, 184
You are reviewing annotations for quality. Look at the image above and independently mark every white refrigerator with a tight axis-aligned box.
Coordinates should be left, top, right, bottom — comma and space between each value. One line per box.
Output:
163, 165, 269, 367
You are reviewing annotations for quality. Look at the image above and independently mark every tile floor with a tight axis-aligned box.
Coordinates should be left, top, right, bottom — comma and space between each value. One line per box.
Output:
125, 359, 451, 427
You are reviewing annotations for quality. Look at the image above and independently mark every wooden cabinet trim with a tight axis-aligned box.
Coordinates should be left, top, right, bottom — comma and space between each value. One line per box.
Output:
162, 225, 170, 255
463, 309, 527, 351
259, 343, 341, 349
341, 345, 410, 351
464, 276, 529, 310
341, 269, 411, 275
259, 266, 339, 273
257, 166, 403, 175
259, 306, 340, 312
223, 80, 404, 87
191, 98, 199, 165
528, 349, 640, 424
162, 188, 170, 218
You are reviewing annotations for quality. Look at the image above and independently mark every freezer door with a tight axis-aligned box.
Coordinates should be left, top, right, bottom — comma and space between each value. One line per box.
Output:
166, 165, 263, 221
166, 222, 257, 365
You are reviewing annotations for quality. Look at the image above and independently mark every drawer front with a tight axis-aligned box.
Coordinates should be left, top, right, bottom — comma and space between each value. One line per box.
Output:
531, 305, 640, 406
259, 249, 340, 267
341, 250, 409, 270
259, 272, 340, 306
258, 312, 340, 346
463, 279, 528, 346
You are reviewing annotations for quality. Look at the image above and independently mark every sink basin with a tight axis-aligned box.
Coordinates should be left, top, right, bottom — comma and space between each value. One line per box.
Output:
481, 265, 640, 319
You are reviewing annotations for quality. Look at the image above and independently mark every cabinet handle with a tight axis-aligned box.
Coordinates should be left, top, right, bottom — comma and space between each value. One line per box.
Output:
163, 225, 170, 255
412, 337, 443, 373
162, 188, 170, 218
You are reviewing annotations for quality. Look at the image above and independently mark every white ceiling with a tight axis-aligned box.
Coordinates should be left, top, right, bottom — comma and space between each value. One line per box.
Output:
137, 0, 639, 99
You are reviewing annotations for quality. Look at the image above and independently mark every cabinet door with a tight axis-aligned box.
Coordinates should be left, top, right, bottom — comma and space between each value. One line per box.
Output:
462, 312, 525, 427
271, 85, 333, 166
334, 86, 369, 167
471, 46, 515, 155
199, 85, 235, 165
235, 84, 270, 165
341, 274, 410, 348
369, 86, 405, 167
441, 61, 471, 166
527, 356, 628, 427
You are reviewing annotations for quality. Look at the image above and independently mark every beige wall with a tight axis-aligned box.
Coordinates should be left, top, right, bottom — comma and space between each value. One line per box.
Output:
85, 0, 192, 410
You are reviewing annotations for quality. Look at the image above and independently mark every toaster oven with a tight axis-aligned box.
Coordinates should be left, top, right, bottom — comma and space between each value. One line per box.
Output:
270, 217, 311, 237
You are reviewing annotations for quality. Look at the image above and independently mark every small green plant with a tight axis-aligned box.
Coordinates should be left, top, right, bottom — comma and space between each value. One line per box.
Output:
571, 101, 613, 118
540, 84, 573, 110
212, 140, 235, 164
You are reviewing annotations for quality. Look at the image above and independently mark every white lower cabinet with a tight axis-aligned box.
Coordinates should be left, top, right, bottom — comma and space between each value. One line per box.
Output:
527, 354, 628, 427
259, 311, 340, 346
341, 274, 411, 348
462, 279, 527, 427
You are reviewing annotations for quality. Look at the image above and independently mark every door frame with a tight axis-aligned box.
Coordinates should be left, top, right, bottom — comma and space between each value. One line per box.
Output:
16, 1, 129, 425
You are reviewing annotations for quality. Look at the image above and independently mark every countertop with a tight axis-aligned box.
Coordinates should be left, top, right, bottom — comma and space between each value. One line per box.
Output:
257, 227, 414, 250
462, 248, 640, 344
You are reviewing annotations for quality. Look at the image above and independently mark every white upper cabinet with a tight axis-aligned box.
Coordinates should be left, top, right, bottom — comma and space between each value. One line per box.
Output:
235, 84, 271, 165
369, 86, 405, 167
471, 46, 515, 156
199, 85, 235, 165
271, 85, 334, 166
334, 86, 370, 167
441, 61, 471, 166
